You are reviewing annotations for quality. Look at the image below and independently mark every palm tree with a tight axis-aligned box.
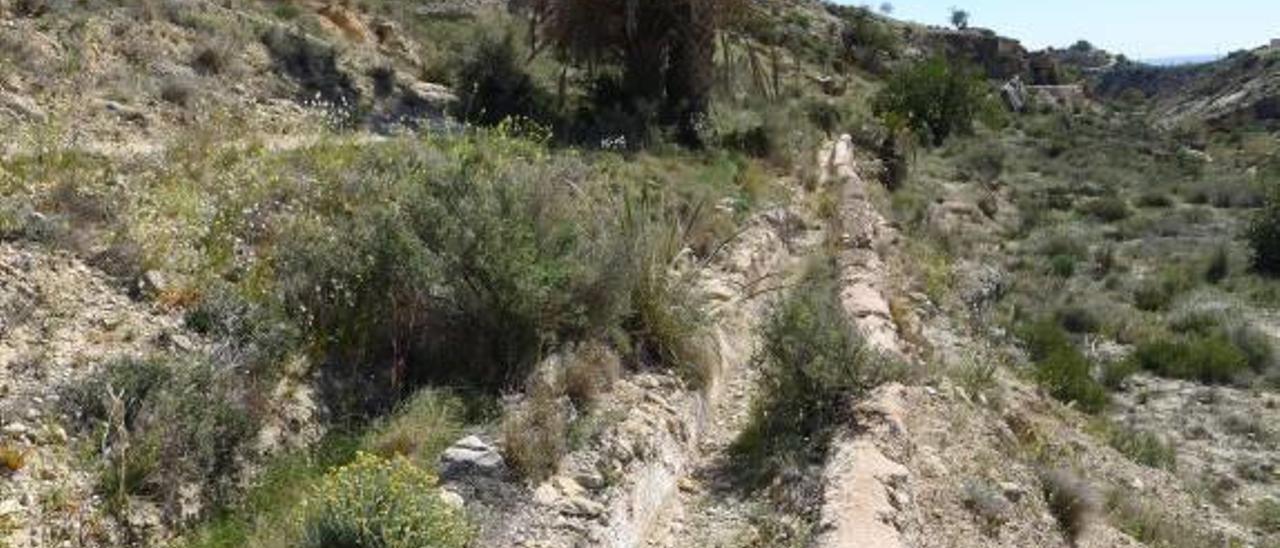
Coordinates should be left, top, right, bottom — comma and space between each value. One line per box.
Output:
529, 0, 744, 146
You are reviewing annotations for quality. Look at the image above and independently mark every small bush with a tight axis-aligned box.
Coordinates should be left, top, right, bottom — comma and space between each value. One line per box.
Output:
365, 389, 465, 465
804, 98, 843, 137
192, 44, 229, 75
731, 260, 879, 489
1022, 320, 1107, 413
66, 356, 256, 514
1039, 234, 1087, 261
624, 215, 716, 387
1092, 244, 1119, 278
1220, 413, 1275, 444
501, 384, 568, 482
1133, 269, 1195, 312
1133, 283, 1173, 312
1041, 468, 1097, 546
1106, 424, 1176, 470
963, 480, 1010, 534
1021, 319, 1073, 362
454, 33, 552, 127
1100, 359, 1139, 390
1128, 332, 1249, 384
1247, 185, 1280, 276
1078, 196, 1131, 222
561, 341, 621, 410
1135, 191, 1174, 208
275, 136, 633, 388
1107, 490, 1217, 548
1036, 348, 1108, 413
1255, 498, 1280, 534
952, 359, 999, 402
958, 145, 1006, 184
1049, 254, 1077, 278
1205, 245, 1230, 284
297, 452, 471, 548
1056, 306, 1100, 334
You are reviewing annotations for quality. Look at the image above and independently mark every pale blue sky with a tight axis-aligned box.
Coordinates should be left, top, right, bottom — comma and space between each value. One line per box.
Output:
844, 0, 1279, 59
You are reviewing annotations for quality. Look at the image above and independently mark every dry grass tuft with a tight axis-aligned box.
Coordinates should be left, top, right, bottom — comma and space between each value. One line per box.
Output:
561, 341, 621, 410
501, 384, 568, 482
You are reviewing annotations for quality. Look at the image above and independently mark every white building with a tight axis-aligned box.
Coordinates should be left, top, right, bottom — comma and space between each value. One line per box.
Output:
1272, 38, 1280, 49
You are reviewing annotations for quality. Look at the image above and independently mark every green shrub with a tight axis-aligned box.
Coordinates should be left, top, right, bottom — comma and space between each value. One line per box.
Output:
1220, 413, 1275, 444
297, 452, 471, 548
623, 208, 715, 387
1036, 348, 1108, 413
1106, 425, 1176, 470
833, 5, 901, 73
1132, 269, 1196, 312
731, 260, 880, 488
274, 136, 635, 388
1021, 320, 1107, 413
873, 57, 989, 147
1205, 245, 1230, 284
1133, 282, 1174, 312
1049, 254, 1077, 278
963, 480, 1010, 534
804, 98, 843, 137
1128, 333, 1249, 384
1256, 498, 1280, 534
1135, 191, 1174, 208
66, 357, 256, 514
1021, 319, 1073, 362
1056, 305, 1100, 334
1039, 234, 1087, 261
1101, 359, 1139, 390
1224, 322, 1275, 372
454, 32, 553, 128
1247, 184, 1280, 276
709, 107, 774, 159
1167, 308, 1223, 335
1079, 196, 1131, 222
957, 144, 1006, 183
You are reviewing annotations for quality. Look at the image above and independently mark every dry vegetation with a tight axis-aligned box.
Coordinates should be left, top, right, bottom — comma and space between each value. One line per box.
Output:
3, 0, 1280, 546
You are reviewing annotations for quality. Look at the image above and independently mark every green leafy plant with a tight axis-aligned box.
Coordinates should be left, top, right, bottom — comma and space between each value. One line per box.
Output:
1021, 320, 1107, 413
1247, 183, 1280, 276
731, 260, 883, 490
1127, 332, 1249, 384
873, 57, 989, 147
297, 452, 472, 548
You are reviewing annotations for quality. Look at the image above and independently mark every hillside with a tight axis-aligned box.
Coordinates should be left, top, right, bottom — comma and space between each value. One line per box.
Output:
2, 1, 1280, 548
1095, 46, 1280, 130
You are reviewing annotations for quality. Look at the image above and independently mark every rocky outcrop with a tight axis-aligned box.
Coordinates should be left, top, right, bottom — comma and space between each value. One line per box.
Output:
924, 29, 1029, 80
1000, 77, 1028, 112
